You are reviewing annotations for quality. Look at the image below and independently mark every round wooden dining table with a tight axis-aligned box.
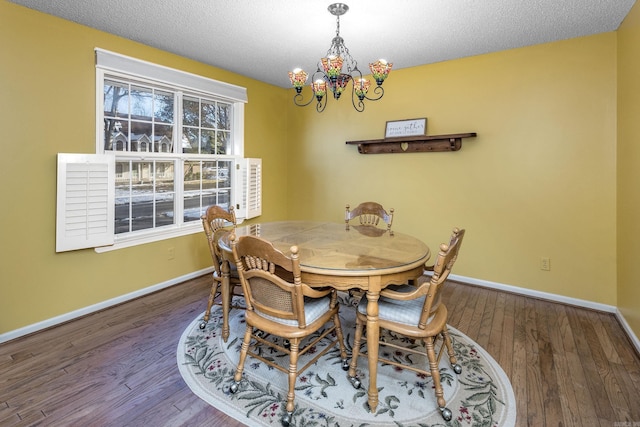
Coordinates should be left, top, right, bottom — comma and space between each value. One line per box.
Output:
218, 220, 430, 413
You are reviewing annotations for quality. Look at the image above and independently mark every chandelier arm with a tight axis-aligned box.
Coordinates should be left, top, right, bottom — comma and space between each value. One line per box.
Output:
362, 85, 384, 102
292, 90, 328, 111
312, 68, 326, 82
350, 90, 365, 112
316, 96, 328, 112
293, 92, 320, 108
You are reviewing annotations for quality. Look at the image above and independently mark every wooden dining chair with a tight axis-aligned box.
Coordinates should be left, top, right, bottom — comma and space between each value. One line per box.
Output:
229, 234, 349, 427
400, 226, 466, 308
199, 205, 243, 341
347, 227, 465, 421
345, 201, 394, 231
344, 201, 395, 299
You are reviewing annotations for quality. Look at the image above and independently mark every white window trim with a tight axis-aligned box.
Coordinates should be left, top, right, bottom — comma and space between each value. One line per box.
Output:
95, 49, 247, 157
94, 221, 205, 253
95, 49, 247, 103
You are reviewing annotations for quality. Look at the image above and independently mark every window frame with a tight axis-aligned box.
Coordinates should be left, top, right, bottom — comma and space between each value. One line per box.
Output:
94, 49, 248, 252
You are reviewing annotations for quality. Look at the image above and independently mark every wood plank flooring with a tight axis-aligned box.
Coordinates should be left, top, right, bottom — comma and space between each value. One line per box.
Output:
1, 275, 639, 426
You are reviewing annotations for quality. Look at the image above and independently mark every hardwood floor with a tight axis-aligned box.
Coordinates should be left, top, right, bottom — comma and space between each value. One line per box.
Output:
1, 275, 639, 426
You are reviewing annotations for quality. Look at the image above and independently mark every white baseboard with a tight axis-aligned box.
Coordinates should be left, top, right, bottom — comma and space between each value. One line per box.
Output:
2, 270, 639, 356
614, 308, 640, 356
449, 274, 617, 312
0, 268, 213, 344
448, 273, 640, 355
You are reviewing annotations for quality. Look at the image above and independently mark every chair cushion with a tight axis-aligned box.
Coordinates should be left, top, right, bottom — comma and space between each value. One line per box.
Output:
357, 294, 431, 326
257, 296, 332, 327
383, 283, 441, 315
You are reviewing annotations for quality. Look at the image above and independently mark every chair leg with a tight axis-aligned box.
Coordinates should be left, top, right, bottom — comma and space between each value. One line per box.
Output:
230, 324, 252, 394
347, 314, 365, 388
425, 337, 452, 421
282, 338, 300, 427
332, 312, 349, 371
199, 279, 220, 330
441, 325, 462, 374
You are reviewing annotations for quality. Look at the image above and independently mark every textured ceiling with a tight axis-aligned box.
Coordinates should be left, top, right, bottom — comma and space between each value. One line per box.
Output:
9, 0, 637, 88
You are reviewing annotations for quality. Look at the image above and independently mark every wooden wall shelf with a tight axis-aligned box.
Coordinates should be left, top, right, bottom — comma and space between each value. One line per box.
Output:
346, 132, 477, 154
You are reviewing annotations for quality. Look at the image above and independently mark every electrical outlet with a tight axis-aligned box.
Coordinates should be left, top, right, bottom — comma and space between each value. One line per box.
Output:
168, 247, 175, 260
540, 257, 550, 271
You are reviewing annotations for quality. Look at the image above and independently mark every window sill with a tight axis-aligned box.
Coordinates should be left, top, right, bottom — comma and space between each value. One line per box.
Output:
94, 217, 246, 253
94, 224, 202, 253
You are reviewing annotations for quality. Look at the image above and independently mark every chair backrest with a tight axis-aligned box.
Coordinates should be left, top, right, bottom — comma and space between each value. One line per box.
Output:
345, 202, 394, 230
202, 205, 236, 275
418, 228, 465, 328
230, 234, 310, 328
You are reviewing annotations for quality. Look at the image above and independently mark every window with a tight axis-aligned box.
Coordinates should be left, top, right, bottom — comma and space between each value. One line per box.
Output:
55, 49, 260, 252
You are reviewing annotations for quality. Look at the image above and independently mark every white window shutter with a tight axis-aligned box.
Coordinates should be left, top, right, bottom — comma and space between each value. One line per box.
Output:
56, 153, 115, 252
235, 158, 262, 220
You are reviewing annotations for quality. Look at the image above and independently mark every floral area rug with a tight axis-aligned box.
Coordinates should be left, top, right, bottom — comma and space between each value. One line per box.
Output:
177, 294, 516, 427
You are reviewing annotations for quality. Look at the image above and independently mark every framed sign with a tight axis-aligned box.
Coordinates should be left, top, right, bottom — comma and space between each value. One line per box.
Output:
385, 118, 427, 138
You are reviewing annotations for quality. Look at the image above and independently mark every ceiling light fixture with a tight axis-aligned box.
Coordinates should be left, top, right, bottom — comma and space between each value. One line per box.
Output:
288, 3, 392, 113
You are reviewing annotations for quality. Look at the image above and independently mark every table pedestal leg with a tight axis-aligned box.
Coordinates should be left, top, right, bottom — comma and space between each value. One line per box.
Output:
365, 287, 380, 413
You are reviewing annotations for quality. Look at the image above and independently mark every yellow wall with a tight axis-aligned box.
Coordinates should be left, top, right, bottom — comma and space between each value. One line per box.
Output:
2, 0, 637, 340
287, 33, 618, 306
617, 2, 640, 336
0, 1, 289, 333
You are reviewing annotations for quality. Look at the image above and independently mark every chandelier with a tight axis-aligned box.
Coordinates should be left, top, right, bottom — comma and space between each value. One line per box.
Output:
288, 3, 392, 113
